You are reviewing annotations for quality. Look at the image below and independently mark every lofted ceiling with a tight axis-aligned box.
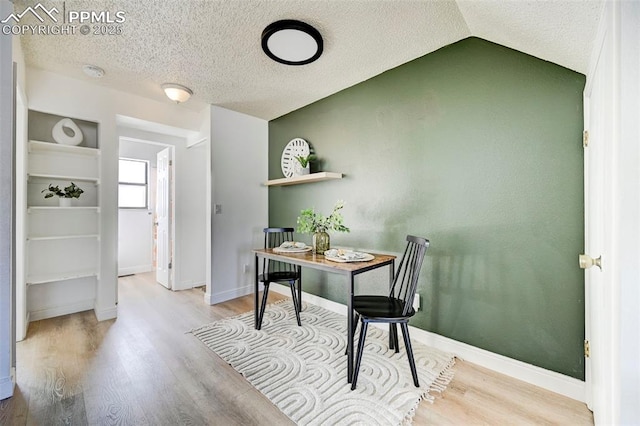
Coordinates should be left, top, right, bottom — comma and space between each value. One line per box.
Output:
14, 0, 603, 120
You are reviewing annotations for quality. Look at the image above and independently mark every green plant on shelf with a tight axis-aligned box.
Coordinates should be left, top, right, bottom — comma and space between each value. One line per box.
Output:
295, 154, 315, 168
41, 182, 84, 199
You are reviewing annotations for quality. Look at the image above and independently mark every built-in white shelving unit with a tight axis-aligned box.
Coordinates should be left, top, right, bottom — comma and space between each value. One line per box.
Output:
24, 111, 100, 319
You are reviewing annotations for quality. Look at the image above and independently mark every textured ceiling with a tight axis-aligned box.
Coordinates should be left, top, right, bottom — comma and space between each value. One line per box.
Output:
14, 0, 603, 120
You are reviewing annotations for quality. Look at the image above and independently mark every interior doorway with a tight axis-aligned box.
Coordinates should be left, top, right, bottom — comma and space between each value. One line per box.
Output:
118, 137, 175, 290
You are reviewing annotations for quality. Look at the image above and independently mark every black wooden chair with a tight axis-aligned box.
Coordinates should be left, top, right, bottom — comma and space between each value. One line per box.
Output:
256, 227, 302, 330
350, 235, 430, 390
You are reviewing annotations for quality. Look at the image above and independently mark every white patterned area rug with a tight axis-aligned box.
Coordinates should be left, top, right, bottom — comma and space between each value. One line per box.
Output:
190, 301, 455, 426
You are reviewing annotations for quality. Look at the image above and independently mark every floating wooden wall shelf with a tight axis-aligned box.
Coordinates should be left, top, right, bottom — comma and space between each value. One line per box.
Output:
264, 172, 343, 187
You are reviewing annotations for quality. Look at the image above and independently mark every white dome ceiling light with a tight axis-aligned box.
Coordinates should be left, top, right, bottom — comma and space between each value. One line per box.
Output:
161, 83, 193, 103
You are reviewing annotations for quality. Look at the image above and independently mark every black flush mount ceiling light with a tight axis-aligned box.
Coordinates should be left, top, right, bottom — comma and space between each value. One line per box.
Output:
261, 20, 323, 66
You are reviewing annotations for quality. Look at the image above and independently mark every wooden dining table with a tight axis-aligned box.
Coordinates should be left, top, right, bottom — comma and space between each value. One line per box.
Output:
253, 248, 396, 383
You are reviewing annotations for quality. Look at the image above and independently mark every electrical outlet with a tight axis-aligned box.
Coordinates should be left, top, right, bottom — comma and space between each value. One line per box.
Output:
413, 294, 420, 311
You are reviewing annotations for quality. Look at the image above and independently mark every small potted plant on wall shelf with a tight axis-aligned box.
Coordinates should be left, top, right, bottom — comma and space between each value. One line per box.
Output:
297, 200, 350, 254
42, 182, 84, 207
294, 154, 315, 176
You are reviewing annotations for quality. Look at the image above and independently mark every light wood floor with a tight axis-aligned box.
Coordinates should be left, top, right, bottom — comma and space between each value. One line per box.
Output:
0, 272, 593, 425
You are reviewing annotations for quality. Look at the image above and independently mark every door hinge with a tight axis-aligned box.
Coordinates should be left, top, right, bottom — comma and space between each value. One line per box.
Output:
168, 262, 172, 269
583, 130, 589, 148
584, 340, 591, 358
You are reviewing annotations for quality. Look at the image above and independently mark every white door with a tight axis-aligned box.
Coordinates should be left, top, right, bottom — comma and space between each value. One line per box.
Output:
156, 147, 171, 289
582, 4, 614, 421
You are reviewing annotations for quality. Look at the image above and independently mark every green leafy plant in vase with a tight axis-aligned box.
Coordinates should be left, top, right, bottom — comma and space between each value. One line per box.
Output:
42, 182, 84, 207
297, 200, 350, 254
294, 154, 315, 176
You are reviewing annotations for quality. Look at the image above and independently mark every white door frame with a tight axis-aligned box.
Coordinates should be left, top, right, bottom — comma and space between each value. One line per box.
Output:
614, 2, 640, 423
155, 146, 172, 289
117, 137, 175, 289
583, 1, 640, 423
583, 34, 615, 422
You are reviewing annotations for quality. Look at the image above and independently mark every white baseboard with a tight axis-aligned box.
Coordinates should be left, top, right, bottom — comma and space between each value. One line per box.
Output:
408, 325, 586, 402
94, 304, 117, 321
29, 299, 95, 322
271, 284, 586, 402
209, 283, 257, 305
0, 368, 16, 400
273, 284, 347, 316
118, 265, 152, 276
174, 280, 205, 291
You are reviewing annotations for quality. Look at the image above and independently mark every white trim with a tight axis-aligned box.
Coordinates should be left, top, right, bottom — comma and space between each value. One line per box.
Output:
17, 312, 31, 342
29, 299, 95, 322
272, 283, 347, 315
0, 367, 15, 400
94, 304, 117, 321
187, 136, 207, 148
173, 280, 205, 291
117, 265, 153, 276
209, 283, 256, 305
409, 327, 585, 402
271, 284, 585, 402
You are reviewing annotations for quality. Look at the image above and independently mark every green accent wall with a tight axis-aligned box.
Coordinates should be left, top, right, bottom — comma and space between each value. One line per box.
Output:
268, 37, 586, 379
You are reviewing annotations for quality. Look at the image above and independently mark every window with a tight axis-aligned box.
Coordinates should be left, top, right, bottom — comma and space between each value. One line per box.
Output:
119, 158, 148, 208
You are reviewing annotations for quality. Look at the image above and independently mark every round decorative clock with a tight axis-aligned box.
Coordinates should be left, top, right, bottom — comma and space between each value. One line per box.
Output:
280, 138, 310, 178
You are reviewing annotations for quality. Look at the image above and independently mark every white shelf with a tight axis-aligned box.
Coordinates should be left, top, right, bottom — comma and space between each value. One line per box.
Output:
27, 234, 99, 242
29, 140, 99, 156
28, 173, 99, 184
27, 270, 98, 285
265, 172, 343, 187
28, 206, 100, 213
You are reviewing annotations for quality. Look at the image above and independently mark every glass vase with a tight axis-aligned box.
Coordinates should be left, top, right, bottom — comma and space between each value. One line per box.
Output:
312, 231, 330, 254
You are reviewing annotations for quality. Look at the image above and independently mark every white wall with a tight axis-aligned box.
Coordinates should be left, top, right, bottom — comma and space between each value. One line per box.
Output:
0, 0, 15, 400
118, 209, 154, 276
208, 106, 268, 303
25, 68, 206, 319
180, 140, 207, 289
615, 2, 640, 424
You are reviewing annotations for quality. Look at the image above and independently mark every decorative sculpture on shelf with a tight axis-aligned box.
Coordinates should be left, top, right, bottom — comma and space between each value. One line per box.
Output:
52, 118, 83, 146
